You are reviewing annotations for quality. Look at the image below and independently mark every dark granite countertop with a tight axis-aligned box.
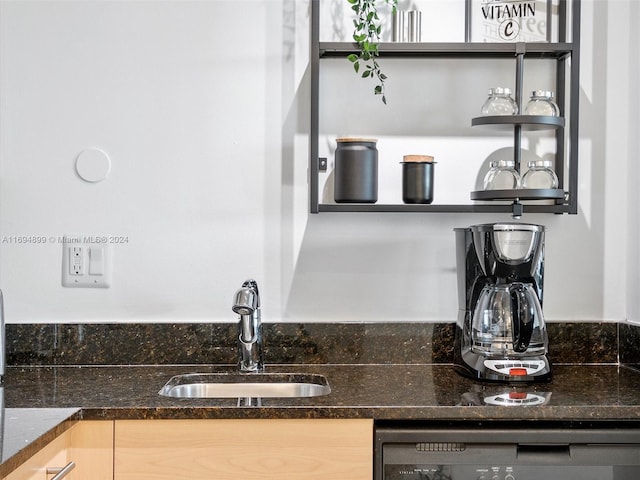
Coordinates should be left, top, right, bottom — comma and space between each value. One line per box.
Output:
4, 363, 640, 421
4, 365, 640, 479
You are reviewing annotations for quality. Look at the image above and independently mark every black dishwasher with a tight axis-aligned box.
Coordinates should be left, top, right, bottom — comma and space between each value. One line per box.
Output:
375, 423, 640, 480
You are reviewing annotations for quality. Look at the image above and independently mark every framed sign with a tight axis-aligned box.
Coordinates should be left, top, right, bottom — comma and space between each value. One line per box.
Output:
466, 0, 554, 43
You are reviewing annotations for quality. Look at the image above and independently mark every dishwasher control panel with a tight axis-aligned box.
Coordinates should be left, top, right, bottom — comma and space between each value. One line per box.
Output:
375, 426, 640, 480
384, 464, 618, 480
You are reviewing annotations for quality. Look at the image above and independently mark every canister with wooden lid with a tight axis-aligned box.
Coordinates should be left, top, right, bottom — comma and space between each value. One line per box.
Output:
401, 155, 435, 204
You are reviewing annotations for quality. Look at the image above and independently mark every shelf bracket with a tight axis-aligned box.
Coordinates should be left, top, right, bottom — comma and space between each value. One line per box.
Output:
318, 157, 327, 172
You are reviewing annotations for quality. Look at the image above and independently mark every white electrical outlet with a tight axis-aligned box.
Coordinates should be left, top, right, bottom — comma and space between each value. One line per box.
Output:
69, 246, 84, 275
62, 236, 112, 288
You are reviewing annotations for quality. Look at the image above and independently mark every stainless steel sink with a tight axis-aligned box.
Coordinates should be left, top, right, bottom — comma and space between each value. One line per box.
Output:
158, 372, 331, 399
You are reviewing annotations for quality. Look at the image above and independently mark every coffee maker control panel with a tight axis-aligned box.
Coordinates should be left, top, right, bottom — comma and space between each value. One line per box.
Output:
483, 359, 547, 377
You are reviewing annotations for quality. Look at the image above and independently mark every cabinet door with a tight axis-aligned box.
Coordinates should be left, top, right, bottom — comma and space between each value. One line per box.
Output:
68, 420, 114, 480
114, 418, 373, 480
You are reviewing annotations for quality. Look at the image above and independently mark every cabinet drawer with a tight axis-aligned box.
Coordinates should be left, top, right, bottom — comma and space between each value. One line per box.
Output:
114, 418, 373, 480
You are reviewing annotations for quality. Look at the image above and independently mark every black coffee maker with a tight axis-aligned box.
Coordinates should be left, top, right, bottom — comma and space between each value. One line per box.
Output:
454, 223, 552, 382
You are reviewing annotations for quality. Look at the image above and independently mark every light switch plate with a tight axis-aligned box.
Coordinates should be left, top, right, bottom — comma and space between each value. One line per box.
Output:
61, 236, 112, 288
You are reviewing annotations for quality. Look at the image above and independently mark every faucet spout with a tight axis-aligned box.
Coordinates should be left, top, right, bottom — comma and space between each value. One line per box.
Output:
232, 279, 263, 372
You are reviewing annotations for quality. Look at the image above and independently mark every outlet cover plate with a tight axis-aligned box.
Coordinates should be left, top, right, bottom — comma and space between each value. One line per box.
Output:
61, 236, 112, 288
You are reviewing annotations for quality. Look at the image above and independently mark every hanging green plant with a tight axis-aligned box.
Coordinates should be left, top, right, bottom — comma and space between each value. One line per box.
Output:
346, 0, 398, 104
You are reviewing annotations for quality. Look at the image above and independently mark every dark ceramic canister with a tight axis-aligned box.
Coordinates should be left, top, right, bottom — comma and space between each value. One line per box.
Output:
402, 155, 435, 204
334, 137, 378, 203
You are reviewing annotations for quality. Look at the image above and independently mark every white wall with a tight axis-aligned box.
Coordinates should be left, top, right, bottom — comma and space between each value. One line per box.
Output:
625, 0, 640, 326
0, 0, 637, 324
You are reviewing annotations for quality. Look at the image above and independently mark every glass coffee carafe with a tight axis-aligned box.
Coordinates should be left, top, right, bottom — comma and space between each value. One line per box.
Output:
471, 282, 547, 357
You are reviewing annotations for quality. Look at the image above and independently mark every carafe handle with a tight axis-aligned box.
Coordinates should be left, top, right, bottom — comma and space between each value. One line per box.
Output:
510, 283, 534, 353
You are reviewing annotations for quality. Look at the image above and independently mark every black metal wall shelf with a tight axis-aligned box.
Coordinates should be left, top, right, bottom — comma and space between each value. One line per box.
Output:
319, 42, 574, 59
471, 115, 565, 130
317, 203, 572, 214
470, 189, 566, 201
309, 0, 581, 218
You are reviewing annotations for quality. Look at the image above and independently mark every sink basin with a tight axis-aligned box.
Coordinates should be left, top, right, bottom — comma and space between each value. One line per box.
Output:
158, 372, 331, 399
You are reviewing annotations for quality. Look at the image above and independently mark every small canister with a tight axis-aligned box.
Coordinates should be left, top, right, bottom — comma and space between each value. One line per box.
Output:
524, 90, 560, 116
407, 10, 422, 42
392, 10, 406, 42
334, 137, 378, 203
481, 87, 518, 116
401, 155, 435, 204
522, 160, 559, 189
483, 160, 521, 190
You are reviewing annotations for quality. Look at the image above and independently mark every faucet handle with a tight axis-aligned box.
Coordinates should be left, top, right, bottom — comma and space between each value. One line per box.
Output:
241, 278, 259, 294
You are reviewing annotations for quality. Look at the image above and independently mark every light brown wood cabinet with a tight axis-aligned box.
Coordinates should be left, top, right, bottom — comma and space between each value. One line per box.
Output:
3, 421, 114, 480
4, 427, 69, 480
114, 418, 373, 480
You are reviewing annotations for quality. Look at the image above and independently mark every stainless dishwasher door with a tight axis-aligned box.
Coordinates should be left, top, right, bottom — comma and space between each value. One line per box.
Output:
375, 425, 640, 480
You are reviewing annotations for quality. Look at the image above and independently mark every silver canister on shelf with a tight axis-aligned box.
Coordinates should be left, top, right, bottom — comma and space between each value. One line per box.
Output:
407, 10, 422, 42
401, 155, 435, 204
334, 137, 378, 203
392, 10, 406, 42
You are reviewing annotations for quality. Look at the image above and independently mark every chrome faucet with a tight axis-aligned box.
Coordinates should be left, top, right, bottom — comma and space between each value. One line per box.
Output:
232, 279, 263, 372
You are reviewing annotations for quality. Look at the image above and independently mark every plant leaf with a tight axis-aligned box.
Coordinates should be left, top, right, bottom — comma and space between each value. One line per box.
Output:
345, 0, 394, 105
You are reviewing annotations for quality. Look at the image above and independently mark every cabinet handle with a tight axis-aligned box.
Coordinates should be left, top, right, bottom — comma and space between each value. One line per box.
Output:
47, 461, 76, 479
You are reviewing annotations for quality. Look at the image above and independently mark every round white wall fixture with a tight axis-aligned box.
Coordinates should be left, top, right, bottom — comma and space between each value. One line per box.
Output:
75, 148, 111, 183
